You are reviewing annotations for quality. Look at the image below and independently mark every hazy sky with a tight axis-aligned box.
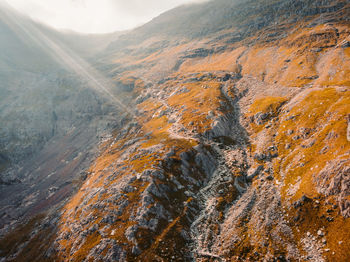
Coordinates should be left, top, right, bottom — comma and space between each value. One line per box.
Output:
3, 0, 205, 34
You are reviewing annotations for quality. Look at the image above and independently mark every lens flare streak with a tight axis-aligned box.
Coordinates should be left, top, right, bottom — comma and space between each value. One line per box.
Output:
0, 2, 135, 117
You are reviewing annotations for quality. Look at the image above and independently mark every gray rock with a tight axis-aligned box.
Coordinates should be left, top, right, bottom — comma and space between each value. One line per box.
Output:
132, 245, 141, 256
125, 225, 138, 243
341, 41, 350, 48
254, 153, 266, 161
254, 112, 270, 125
317, 230, 324, 237
247, 165, 264, 181
315, 158, 350, 217
287, 129, 294, 135
347, 115, 350, 142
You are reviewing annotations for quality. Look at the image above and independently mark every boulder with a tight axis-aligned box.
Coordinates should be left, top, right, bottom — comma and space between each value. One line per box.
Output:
347, 114, 350, 142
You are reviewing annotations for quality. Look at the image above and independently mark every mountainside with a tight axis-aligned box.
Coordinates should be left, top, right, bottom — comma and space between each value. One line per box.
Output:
0, 3, 128, 242
1, 0, 350, 261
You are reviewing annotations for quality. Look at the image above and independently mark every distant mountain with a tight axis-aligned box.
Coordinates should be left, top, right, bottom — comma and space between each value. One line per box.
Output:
106, 0, 348, 50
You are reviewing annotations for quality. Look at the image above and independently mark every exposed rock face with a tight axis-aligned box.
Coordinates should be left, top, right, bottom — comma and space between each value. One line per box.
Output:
316, 159, 350, 218
347, 115, 350, 142
0, 59, 124, 237
0, 4, 125, 239
0, 71, 116, 166
1, 0, 350, 261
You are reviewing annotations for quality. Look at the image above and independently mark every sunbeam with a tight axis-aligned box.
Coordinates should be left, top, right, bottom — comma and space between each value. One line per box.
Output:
0, 1, 136, 118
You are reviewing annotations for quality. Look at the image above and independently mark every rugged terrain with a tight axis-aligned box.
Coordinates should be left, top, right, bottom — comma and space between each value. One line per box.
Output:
1, 0, 350, 261
0, 3, 125, 236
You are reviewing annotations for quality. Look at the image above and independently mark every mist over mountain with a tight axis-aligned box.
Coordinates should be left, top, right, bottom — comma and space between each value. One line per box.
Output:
0, 3, 129, 240
0, 0, 350, 261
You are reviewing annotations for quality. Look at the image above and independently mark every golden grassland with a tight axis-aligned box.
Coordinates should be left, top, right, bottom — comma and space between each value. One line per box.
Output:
247, 87, 350, 260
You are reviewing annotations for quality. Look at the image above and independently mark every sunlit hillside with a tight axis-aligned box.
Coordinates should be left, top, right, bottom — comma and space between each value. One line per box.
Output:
0, 0, 349, 261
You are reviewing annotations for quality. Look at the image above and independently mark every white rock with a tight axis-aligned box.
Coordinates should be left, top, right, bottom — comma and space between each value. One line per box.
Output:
317, 230, 324, 237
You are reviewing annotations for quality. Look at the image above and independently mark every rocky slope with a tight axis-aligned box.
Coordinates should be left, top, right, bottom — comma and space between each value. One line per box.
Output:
0, 3, 126, 239
1, 0, 350, 261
